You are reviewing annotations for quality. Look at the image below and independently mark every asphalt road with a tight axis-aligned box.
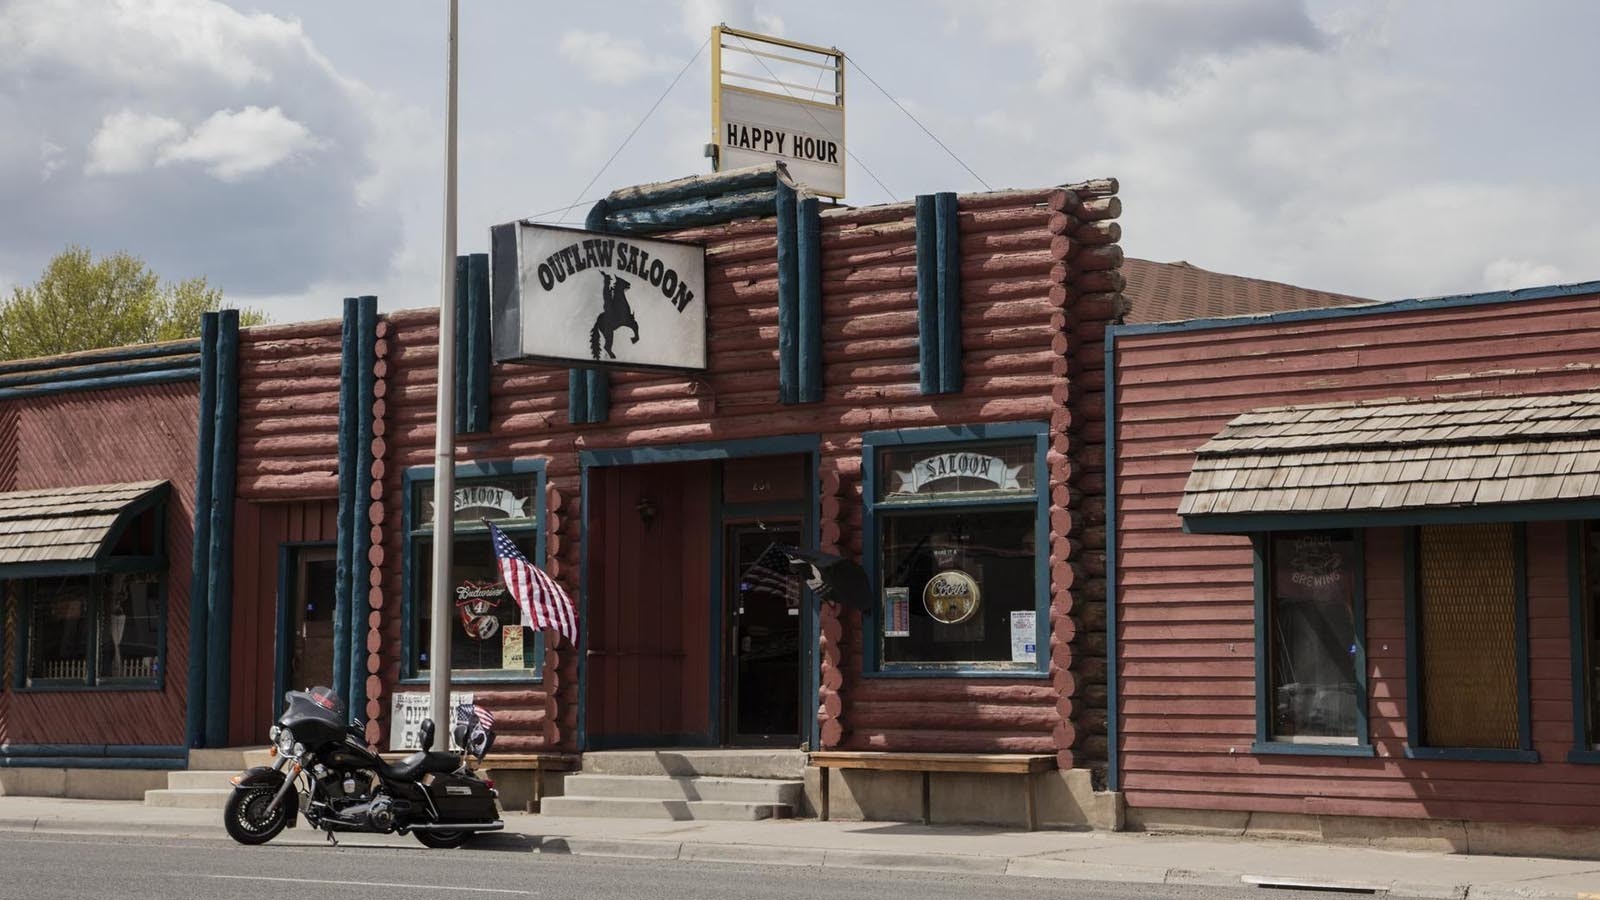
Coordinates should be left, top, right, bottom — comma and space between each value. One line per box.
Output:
0, 831, 1328, 900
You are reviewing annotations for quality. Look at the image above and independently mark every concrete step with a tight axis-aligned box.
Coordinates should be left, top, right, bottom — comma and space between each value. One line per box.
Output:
144, 787, 232, 810
165, 770, 245, 791
185, 747, 272, 771
539, 796, 789, 821
561, 774, 802, 805
580, 749, 806, 780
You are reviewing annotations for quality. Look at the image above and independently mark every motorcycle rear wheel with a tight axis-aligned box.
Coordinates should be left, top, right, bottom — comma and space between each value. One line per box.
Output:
224, 786, 291, 845
414, 829, 470, 849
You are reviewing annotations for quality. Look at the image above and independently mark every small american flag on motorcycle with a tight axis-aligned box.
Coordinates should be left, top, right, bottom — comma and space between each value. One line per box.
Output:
455, 702, 494, 731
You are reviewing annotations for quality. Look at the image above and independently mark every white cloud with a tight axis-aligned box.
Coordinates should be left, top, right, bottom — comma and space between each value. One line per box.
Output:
155, 106, 321, 181
558, 30, 678, 86
39, 140, 65, 181
1482, 258, 1565, 292
84, 110, 186, 175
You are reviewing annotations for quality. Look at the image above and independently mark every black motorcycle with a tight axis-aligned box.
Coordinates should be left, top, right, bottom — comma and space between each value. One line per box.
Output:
223, 686, 502, 849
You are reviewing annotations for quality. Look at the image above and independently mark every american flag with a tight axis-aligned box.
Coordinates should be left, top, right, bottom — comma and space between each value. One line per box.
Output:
455, 701, 494, 731
487, 521, 578, 643
741, 542, 803, 606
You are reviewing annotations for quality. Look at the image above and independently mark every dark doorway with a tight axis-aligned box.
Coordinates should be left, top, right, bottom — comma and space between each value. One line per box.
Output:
281, 546, 338, 702
726, 522, 803, 745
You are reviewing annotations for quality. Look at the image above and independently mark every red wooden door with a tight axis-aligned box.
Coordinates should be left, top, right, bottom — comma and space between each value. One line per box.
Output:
586, 462, 713, 747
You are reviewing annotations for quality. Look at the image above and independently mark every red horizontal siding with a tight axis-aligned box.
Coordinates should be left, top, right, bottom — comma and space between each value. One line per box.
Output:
1113, 290, 1600, 827
6, 381, 200, 746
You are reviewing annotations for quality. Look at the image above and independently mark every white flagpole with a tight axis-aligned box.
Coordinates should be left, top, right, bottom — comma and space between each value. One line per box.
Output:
428, 0, 460, 743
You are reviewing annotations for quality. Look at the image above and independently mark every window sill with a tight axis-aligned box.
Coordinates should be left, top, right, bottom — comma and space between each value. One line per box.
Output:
1252, 741, 1375, 758
1566, 749, 1600, 765
863, 666, 1048, 680
16, 681, 163, 693
400, 674, 543, 687
1402, 746, 1540, 763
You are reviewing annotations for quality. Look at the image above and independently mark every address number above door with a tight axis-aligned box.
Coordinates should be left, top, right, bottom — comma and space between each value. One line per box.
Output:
490, 222, 707, 372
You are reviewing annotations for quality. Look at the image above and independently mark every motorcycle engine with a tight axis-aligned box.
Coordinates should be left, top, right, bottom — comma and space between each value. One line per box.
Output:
322, 769, 396, 832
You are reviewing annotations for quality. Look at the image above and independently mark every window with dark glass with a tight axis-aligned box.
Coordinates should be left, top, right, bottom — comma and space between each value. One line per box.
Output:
1266, 531, 1360, 742
22, 572, 163, 688
407, 469, 543, 680
870, 439, 1042, 672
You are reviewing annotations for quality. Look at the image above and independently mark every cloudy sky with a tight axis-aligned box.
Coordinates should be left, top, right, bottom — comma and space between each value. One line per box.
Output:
2, 0, 1597, 323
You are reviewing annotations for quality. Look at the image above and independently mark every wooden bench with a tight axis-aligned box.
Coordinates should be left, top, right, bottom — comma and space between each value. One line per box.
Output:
809, 751, 1057, 830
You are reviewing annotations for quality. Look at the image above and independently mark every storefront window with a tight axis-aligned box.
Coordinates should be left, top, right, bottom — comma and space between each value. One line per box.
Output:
865, 430, 1046, 675
1266, 531, 1360, 742
23, 572, 164, 688
406, 464, 544, 681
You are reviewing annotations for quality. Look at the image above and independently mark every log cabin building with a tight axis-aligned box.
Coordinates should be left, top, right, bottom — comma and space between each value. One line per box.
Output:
27, 163, 1564, 838
1107, 280, 1600, 852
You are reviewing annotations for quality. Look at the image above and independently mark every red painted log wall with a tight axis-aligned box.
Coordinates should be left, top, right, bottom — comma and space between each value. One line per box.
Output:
1112, 290, 1600, 826
2, 382, 199, 746
236, 319, 344, 502
357, 184, 1121, 755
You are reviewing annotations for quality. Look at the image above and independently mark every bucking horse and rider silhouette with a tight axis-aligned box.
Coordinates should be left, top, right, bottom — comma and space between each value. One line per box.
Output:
589, 272, 640, 361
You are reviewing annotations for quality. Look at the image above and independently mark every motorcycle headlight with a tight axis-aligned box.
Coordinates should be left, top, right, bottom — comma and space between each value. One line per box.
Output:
276, 728, 296, 755
292, 742, 306, 758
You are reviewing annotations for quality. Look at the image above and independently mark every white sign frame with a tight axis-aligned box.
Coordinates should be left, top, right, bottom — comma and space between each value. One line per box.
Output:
489, 222, 707, 372
390, 690, 474, 752
712, 26, 846, 199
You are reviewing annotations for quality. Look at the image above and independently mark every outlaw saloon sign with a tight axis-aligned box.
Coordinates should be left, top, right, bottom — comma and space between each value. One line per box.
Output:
490, 222, 707, 372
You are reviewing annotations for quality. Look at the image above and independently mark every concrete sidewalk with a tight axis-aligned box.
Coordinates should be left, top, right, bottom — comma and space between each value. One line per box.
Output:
1, 796, 1598, 899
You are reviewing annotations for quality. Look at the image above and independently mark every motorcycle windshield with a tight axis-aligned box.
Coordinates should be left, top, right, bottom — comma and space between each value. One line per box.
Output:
281, 686, 346, 730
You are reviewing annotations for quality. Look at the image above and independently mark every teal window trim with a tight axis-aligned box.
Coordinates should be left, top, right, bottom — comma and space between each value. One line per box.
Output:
861, 421, 1050, 678
1570, 522, 1599, 761
1252, 530, 1371, 753
400, 459, 547, 685
1403, 523, 1538, 760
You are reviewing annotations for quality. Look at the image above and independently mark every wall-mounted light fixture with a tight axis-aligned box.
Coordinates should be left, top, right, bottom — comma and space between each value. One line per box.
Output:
636, 496, 657, 526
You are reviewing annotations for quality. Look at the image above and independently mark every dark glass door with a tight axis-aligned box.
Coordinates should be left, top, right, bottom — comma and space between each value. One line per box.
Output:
285, 547, 338, 697
727, 523, 802, 745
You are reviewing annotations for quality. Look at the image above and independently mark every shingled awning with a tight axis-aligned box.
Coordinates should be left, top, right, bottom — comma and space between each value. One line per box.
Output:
0, 480, 169, 574
1179, 392, 1600, 533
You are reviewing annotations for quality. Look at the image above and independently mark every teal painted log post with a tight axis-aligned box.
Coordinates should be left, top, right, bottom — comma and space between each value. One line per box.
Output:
350, 296, 377, 716
797, 196, 822, 403
585, 369, 609, 422
775, 182, 799, 404
466, 254, 491, 433
915, 195, 940, 394
185, 314, 218, 747
202, 309, 240, 747
453, 257, 470, 435
935, 192, 963, 393
333, 298, 357, 714
567, 370, 589, 423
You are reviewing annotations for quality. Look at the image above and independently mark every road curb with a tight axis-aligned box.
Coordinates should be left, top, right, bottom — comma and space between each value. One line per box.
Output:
1, 817, 1595, 899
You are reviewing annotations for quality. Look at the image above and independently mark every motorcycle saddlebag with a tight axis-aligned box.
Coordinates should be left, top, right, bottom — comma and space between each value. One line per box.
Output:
425, 772, 499, 823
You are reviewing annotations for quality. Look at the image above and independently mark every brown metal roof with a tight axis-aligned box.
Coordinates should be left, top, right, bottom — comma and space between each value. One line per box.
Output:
1123, 258, 1371, 324
1179, 392, 1600, 520
0, 480, 168, 568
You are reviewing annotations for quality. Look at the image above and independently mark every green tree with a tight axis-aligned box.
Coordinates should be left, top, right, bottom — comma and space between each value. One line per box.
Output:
0, 246, 267, 361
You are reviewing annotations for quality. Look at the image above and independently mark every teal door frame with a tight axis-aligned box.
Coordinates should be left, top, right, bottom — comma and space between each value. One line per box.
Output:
578, 435, 822, 752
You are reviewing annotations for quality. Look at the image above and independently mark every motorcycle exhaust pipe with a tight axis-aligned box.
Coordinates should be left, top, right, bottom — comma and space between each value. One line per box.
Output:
403, 822, 504, 833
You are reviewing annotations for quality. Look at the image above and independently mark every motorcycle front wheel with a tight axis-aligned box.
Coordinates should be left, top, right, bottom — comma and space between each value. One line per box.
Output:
414, 829, 469, 849
224, 786, 291, 845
